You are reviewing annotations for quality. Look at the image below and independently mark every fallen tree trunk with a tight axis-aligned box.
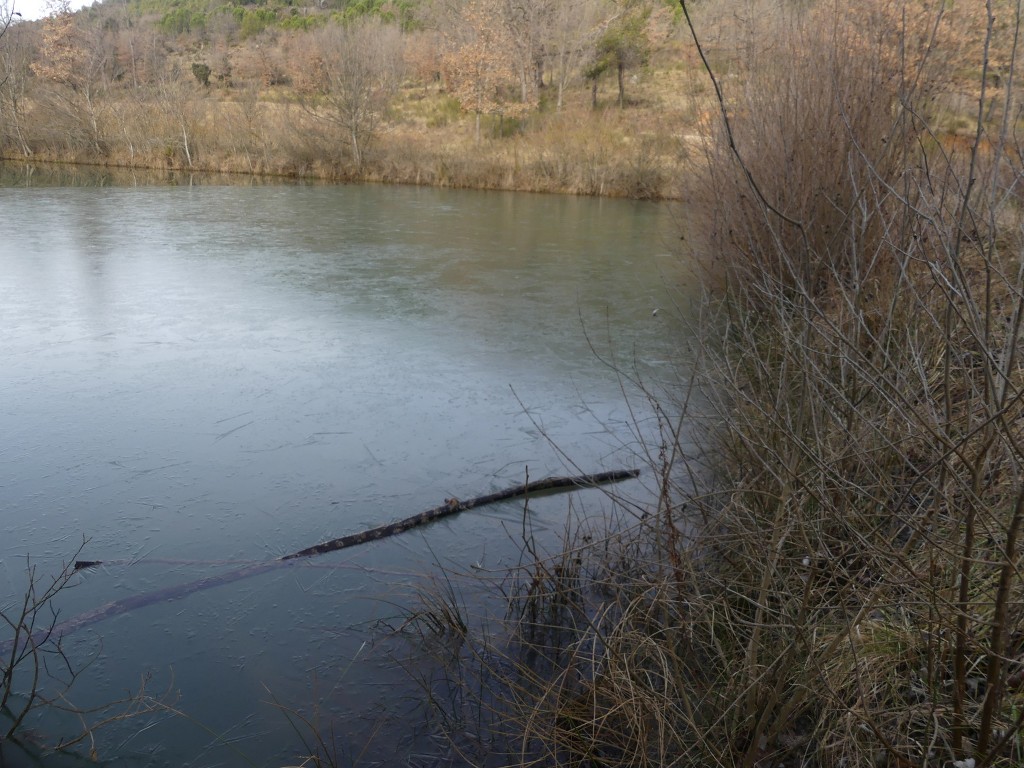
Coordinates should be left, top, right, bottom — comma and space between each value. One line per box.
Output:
18, 469, 639, 647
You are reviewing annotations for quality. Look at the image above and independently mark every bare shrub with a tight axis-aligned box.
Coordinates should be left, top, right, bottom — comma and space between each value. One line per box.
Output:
404, 28, 443, 87
1, 545, 167, 760
232, 29, 289, 88
691, 4, 914, 301
673, 0, 1024, 765
300, 18, 405, 169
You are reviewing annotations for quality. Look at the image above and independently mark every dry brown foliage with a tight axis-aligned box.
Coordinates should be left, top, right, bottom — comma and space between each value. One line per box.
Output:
29, 0, 81, 86
441, 0, 532, 138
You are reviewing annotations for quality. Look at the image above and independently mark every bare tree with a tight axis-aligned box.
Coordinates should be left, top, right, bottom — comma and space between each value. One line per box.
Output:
0, 0, 21, 83
545, 0, 612, 110
0, 0, 31, 155
302, 17, 405, 168
499, 0, 551, 104
30, 0, 114, 153
223, 82, 269, 172
155, 69, 203, 168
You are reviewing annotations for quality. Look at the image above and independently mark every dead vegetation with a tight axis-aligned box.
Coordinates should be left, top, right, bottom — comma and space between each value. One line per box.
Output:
390, 1, 1024, 766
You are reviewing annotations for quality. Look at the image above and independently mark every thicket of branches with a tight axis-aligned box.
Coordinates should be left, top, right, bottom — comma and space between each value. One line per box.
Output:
395, 1, 1024, 767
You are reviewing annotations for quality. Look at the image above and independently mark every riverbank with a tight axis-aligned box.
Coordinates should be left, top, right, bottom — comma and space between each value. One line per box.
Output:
402, 3, 1024, 767
0, 10, 700, 200
1, 89, 692, 200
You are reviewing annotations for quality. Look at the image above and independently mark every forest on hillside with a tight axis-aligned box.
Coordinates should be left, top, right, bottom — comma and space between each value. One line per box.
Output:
0, 0, 1003, 196
0, 0, 698, 196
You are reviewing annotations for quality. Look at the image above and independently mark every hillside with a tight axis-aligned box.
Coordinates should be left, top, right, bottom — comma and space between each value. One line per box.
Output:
0, 0, 707, 197
0, 0, 1005, 195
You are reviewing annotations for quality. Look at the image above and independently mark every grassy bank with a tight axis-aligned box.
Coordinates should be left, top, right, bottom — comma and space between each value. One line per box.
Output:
1, 85, 692, 197
395, 2, 1024, 767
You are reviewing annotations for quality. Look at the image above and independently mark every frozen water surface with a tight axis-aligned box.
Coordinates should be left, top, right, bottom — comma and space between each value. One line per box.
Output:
0, 177, 692, 766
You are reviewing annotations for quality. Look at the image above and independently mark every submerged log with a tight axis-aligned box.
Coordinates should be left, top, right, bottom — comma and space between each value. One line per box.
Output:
36, 469, 639, 645
279, 468, 640, 560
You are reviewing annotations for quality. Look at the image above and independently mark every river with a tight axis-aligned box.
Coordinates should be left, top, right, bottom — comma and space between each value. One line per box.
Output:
0, 170, 692, 766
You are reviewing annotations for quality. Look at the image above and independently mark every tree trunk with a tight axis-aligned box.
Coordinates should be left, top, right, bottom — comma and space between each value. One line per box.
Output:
181, 123, 192, 168
85, 86, 103, 154
350, 125, 361, 167
7, 94, 32, 156
591, 78, 598, 109
617, 61, 625, 108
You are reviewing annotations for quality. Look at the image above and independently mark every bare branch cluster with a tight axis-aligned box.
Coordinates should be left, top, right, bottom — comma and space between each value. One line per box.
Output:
1, 544, 169, 761
299, 17, 405, 167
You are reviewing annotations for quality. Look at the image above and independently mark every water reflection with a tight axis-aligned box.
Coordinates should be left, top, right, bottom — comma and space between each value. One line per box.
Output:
0, 162, 321, 188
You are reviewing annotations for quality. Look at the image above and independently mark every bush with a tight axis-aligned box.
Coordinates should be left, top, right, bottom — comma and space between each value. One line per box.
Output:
191, 61, 211, 86
672, 2, 1024, 765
